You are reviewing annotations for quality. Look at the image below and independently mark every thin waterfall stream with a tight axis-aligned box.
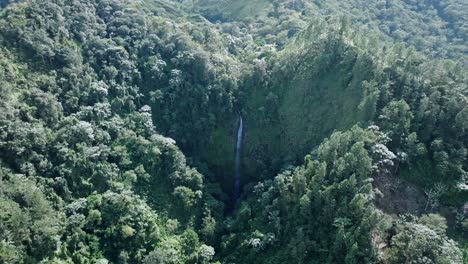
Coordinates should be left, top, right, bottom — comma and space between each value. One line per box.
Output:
234, 116, 243, 201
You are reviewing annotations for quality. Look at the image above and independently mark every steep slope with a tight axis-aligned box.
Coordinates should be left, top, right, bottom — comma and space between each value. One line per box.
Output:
0, 0, 466, 263
217, 19, 467, 262
220, 126, 464, 264
241, 20, 372, 180
0, 0, 235, 262
242, 17, 467, 205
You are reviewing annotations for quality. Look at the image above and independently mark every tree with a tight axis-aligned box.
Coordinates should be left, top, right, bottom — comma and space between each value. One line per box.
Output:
418, 214, 448, 236
387, 220, 463, 264
379, 100, 413, 147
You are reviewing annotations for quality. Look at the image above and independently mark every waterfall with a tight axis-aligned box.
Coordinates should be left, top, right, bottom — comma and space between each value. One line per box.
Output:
234, 116, 243, 201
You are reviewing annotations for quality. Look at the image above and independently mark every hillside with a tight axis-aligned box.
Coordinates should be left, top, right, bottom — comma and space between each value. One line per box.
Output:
0, 0, 466, 263
195, 0, 468, 60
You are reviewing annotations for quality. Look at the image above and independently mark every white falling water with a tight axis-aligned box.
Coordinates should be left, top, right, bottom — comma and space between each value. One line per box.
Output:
234, 116, 243, 200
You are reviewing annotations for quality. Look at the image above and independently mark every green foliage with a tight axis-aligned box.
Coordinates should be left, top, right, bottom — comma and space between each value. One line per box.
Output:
0, 0, 466, 263
386, 215, 463, 264
220, 127, 389, 263
0, 168, 65, 263
195, 0, 468, 60
418, 214, 448, 236
239, 16, 467, 200
0, 0, 226, 262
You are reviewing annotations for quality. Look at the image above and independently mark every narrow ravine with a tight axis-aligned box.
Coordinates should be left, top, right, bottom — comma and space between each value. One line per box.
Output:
234, 116, 243, 201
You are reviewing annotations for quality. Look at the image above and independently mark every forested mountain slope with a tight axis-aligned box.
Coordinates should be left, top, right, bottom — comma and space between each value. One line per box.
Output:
224, 20, 467, 263
195, 0, 467, 60
0, 0, 235, 262
0, 0, 466, 263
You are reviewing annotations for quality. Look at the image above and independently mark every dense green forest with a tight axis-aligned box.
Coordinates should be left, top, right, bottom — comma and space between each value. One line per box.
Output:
0, 0, 466, 263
